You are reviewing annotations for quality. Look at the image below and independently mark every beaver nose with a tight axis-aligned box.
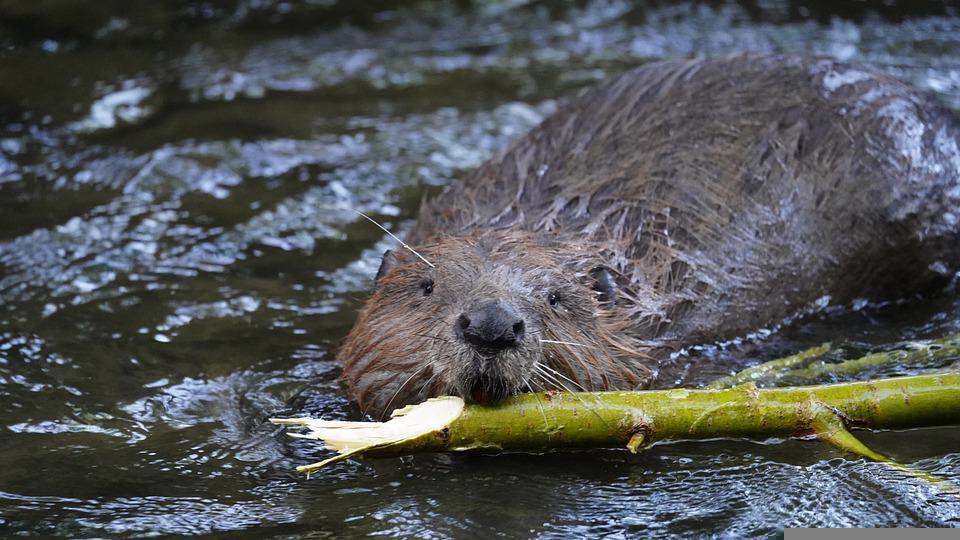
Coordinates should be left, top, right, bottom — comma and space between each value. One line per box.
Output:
455, 301, 525, 350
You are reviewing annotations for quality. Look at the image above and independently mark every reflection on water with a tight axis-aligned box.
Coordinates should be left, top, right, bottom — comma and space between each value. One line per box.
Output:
1, 0, 959, 536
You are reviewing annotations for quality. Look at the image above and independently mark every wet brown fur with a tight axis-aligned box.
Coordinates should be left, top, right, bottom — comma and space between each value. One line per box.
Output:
339, 54, 960, 418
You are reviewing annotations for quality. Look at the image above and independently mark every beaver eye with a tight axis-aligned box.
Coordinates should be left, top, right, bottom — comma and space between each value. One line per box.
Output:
419, 278, 434, 296
548, 291, 561, 306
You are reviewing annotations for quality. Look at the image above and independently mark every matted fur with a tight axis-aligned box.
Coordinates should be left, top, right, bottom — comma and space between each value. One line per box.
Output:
340, 54, 960, 418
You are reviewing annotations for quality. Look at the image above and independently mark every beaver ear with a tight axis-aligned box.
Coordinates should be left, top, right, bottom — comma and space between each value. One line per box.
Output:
590, 266, 618, 305
375, 249, 399, 283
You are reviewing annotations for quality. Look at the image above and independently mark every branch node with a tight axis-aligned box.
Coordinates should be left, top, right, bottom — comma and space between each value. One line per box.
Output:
626, 432, 646, 454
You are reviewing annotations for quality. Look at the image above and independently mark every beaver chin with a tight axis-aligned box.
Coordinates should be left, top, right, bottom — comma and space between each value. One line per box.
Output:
463, 375, 513, 404
453, 348, 533, 405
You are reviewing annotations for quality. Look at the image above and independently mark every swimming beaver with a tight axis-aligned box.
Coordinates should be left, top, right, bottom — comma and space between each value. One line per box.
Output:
339, 54, 960, 418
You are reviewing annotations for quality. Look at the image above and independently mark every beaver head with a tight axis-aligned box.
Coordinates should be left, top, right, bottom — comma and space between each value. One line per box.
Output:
337, 229, 652, 418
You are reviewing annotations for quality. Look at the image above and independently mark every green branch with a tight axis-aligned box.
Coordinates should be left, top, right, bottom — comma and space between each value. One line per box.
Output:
708, 332, 960, 389
706, 343, 832, 389
273, 373, 960, 482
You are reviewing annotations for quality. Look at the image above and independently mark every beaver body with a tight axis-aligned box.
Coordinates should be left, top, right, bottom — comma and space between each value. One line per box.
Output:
340, 55, 960, 418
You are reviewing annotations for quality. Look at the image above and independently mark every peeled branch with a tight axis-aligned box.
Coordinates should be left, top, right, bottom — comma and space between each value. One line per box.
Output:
272, 373, 960, 483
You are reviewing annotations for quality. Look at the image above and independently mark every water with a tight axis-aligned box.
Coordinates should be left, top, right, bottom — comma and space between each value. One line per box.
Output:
2, 1, 960, 536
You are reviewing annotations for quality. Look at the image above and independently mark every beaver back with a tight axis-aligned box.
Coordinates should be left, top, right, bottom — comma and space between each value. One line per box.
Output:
410, 54, 960, 347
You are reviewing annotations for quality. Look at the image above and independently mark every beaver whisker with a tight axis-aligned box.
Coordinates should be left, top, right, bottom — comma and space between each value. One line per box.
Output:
537, 362, 588, 392
531, 324, 607, 389
532, 364, 577, 394
413, 332, 452, 343
537, 367, 583, 399
379, 363, 431, 420
417, 370, 442, 403
537, 335, 591, 390
355, 210, 434, 268
539, 339, 595, 348
531, 366, 610, 428
525, 381, 550, 430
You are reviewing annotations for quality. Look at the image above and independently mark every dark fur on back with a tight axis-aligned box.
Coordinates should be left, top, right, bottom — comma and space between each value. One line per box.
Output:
341, 54, 960, 418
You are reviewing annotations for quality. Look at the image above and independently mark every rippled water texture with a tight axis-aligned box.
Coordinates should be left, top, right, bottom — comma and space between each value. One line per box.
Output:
2, 1, 960, 536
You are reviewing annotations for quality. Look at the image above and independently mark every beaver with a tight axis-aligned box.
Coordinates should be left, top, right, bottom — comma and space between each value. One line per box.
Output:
338, 54, 960, 419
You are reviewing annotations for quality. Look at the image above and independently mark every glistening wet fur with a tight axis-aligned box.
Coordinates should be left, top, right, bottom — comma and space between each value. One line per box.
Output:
338, 54, 960, 419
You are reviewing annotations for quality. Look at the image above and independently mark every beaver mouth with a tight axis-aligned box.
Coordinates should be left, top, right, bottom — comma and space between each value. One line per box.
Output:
464, 374, 512, 405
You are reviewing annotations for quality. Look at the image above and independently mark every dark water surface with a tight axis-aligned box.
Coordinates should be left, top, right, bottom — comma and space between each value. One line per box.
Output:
2, 1, 960, 536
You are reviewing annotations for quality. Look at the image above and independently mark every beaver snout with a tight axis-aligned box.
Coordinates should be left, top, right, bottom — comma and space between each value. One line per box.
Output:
455, 301, 525, 352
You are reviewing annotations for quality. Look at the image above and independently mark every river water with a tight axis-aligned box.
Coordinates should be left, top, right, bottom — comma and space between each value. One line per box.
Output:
1, 1, 959, 536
